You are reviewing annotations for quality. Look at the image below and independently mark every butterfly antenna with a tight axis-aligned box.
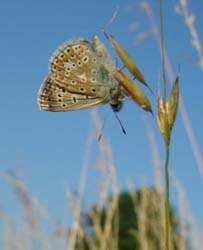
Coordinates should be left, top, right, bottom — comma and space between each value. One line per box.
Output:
98, 109, 126, 142
113, 110, 126, 135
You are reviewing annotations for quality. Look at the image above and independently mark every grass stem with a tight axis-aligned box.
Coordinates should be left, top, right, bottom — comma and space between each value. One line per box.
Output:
165, 144, 170, 250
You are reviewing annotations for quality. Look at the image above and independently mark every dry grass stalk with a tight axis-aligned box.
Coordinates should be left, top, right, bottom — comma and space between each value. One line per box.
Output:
137, 187, 148, 250
91, 110, 120, 250
175, 0, 203, 70
173, 174, 203, 250
66, 130, 94, 250
0, 210, 13, 250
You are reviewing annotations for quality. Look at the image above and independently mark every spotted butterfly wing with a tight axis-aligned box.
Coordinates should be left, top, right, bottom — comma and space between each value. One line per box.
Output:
38, 37, 125, 112
38, 74, 111, 111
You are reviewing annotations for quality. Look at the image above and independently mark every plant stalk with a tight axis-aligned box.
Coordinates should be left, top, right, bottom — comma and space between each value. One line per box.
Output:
165, 144, 170, 250
159, 0, 167, 99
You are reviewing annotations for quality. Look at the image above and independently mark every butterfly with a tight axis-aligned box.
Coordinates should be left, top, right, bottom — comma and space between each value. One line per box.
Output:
38, 36, 126, 112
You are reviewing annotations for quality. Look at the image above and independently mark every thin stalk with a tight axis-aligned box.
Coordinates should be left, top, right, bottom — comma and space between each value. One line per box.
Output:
159, 1, 170, 249
164, 144, 170, 250
159, 0, 167, 99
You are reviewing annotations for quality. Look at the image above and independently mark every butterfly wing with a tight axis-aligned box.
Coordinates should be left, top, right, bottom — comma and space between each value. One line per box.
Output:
50, 39, 116, 92
38, 38, 122, 112
38, 75, 109, 112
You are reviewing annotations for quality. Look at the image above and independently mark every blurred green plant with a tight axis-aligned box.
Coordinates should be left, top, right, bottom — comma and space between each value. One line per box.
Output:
75, 188, 187, 250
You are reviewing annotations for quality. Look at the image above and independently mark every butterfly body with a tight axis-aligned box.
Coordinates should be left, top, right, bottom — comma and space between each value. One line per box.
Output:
38, 36, 126, 112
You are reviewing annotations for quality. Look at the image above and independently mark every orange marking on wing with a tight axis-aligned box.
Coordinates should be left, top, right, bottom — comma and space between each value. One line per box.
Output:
68, 48, 75, 57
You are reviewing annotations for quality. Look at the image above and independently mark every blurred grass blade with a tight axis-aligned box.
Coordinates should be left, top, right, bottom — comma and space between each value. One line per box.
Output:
116, 70, 153, 113
103, 30, 154, 95
167, 75, 179, 131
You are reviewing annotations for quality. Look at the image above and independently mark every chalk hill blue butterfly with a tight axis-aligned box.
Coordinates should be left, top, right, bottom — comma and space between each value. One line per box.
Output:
38, 36, 126, 112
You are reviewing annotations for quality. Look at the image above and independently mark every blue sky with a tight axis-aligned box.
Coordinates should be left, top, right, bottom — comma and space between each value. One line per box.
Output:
0, 0, 203, 234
